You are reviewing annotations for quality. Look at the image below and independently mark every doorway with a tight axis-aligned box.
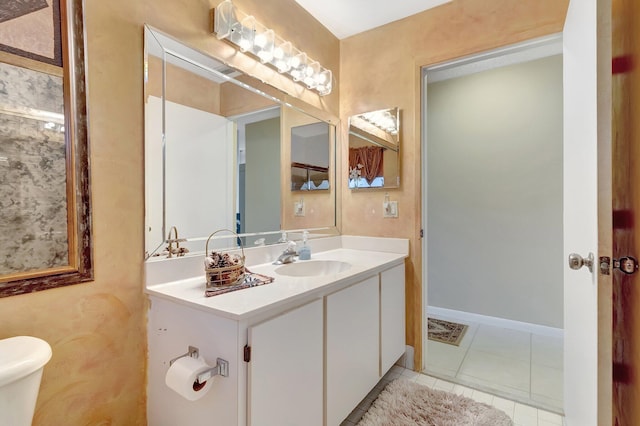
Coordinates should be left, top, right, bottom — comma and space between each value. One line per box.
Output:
421, 35, 564, 413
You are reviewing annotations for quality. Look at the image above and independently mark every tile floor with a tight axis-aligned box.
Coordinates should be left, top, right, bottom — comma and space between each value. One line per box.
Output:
340, 365, 565, 426
425, 313, 564, 413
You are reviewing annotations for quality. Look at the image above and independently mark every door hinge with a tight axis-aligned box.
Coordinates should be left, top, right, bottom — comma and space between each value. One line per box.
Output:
244, 345, 251, 362
599, 256, 639, 275
615, 256, 639, 275
420, 229, 424, 238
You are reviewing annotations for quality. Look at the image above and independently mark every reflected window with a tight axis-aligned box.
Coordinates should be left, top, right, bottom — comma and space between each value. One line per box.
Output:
348, 176, 385, 189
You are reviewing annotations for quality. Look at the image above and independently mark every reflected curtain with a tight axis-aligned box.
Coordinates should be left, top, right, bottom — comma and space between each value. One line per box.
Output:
349, 146, 384, 184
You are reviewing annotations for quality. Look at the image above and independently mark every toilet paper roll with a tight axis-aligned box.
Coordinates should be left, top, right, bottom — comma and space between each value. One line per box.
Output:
165, 356, 213, 401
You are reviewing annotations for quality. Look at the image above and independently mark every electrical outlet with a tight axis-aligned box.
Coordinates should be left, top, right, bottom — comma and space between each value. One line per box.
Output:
383, 201, 398, 218
294, 200, 305, 216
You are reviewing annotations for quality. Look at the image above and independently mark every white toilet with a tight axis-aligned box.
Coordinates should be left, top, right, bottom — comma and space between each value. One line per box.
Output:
0, 336, 52, 426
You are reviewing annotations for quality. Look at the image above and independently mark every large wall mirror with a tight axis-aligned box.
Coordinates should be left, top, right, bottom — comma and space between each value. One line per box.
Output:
0, 0, 92, 297
144, 26, 337, 258
348, 107, 400, 189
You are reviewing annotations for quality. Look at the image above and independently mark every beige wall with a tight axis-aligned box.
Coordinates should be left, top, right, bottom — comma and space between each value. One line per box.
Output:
339, 0, 569, 369
0, 0, 339, 424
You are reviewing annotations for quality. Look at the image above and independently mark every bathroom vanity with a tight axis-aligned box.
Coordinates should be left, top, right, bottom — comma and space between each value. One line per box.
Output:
142, 26, 408, 426
145, 236, 407, 426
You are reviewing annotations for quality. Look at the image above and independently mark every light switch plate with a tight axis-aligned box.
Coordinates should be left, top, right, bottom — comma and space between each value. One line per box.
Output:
383, 201, 398, 218
294, 200, 305, 216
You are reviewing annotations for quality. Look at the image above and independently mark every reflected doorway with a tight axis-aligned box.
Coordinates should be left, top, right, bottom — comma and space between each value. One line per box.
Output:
234, 107, 281, 246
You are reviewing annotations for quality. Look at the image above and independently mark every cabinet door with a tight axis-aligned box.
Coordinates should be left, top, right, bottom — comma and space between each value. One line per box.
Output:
248, 299, 323, 426
381, 263, 406, 374
326, 276, 379, 426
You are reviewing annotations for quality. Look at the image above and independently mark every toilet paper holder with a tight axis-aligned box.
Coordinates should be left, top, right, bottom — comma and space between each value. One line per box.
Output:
169, 346, 229, 383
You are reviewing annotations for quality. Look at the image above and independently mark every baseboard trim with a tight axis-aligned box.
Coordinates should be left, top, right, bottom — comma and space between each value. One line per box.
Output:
427, 306, 564, 338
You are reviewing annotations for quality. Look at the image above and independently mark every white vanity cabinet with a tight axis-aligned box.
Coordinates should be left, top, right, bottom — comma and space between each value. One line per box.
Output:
325, 263, 406, 425
146, 249, 407, 426
380, 264, 406, 373
247, 299, 323, 426
326, 276, 380, 426
146, 297, 242, 426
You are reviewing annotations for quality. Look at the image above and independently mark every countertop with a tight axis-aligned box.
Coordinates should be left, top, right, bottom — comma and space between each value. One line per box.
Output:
145, 247, 406, 321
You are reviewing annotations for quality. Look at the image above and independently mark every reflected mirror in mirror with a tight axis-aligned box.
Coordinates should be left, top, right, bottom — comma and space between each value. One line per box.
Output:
348, 107, 400, 189
291, 122, 330, 191
144, 26, 337, 258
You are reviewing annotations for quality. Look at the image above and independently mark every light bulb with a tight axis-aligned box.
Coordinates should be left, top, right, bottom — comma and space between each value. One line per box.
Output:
316, 70, 332, 95
270, 39, 293, 72
257, 50, 273, 63
275, 60, 288, 72
254, 33, 267, 48
239, 37, 252, 52
303, 76, 316, 88
305, 66, 314, 77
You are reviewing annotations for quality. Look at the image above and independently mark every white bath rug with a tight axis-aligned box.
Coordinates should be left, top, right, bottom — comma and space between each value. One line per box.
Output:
357, 379, 513, 426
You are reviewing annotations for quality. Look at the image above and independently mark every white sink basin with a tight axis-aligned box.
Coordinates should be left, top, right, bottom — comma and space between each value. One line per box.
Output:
275, 260, 351, 277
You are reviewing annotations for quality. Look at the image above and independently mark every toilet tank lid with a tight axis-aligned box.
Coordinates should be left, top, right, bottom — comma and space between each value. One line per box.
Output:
0, 336, 52, 387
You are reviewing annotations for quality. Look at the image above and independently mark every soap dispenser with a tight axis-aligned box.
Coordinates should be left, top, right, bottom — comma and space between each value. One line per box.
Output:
298, 230, 311, 260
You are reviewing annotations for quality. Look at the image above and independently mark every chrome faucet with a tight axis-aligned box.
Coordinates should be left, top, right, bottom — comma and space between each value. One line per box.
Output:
273, 240, 298, 265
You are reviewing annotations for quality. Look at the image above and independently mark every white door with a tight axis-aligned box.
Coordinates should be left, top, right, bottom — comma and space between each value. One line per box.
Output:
563, 0, 611, 424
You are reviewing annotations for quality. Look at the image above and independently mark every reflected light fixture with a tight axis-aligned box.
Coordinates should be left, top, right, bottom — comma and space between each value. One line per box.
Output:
212, 0, 333, 96
360, 108, 399, 136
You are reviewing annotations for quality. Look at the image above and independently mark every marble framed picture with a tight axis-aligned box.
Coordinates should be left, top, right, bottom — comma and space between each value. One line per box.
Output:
0, 0, 62, 67
0, 0, 92, 297
0, 61, 68, 277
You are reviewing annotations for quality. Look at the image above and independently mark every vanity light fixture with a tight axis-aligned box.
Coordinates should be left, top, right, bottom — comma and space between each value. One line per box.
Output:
212, 0, 333, 95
